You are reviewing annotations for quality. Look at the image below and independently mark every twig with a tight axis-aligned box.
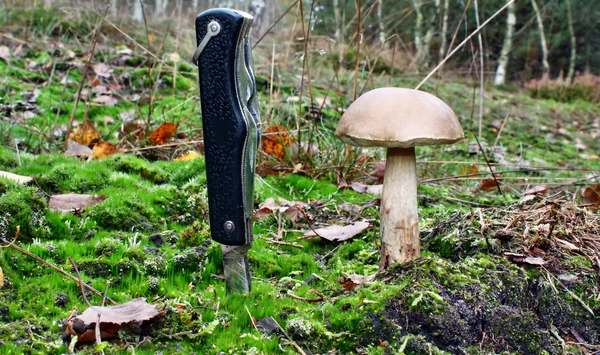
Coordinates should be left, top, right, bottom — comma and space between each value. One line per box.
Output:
287, 291, 324, 303
123, 139, 204, 153
265, 238, 304, 249
245, 305, 261, 336
0, 237, 116, 305
471, 130, 507, 203
0, 225, 19, 249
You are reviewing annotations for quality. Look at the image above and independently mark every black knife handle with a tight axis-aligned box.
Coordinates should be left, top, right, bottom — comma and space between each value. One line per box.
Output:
195, 9, 259, 246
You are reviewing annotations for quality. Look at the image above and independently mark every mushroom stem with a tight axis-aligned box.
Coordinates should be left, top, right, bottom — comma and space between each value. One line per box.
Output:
379, 146, 420, 268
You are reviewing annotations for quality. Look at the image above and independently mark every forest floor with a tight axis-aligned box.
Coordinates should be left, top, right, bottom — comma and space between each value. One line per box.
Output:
0, 5, 599, 355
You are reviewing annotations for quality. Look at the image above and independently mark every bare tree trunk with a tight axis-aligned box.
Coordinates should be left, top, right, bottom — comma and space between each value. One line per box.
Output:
110, 0, 118, 17
438, 0, 449, 60
494, 1, 516, 86
249, 0, 266, 41
412, 0, 424, 64
133, 0, 144, 23
333, 0, 341, 41
565, 0, 576, 83
530, 0, 550, 78
377, 0, 386, 46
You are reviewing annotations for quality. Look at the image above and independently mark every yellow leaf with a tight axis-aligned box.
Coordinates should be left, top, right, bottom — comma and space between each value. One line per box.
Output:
174, 151, 201, 162
91, 141, 117, 160
0, 266, 3, 289
68, 119, 101, 146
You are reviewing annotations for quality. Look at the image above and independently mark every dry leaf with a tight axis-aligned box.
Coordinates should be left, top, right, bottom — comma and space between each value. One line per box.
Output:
91, 141, 117, 159
65, 141, 93, 158
304, 221, 370, 242
460, 164, 479, 175
479, 178, 500, 192
93, 95, 118, 106
92, 62, 112, 78
254, 197, 308, 220
581, 185, 600, 210
0, 266, 4, 289
49, 193, 108, 212
261, 124, 291, 160
345, 273, 377, 285
347, 182, 383, 195
522, 185, 548, 202
374, 162, 386, 183
504, 252, 548, 266
0, 171, 33, 185
68, 120, 101, 146
149, 122, 177, 145
173, 151, 201, 162
0, 45, 10, 62
69, 298, 163, 344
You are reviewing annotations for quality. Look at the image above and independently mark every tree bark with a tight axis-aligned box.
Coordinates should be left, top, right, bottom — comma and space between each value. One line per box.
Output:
530, 0, 550, 78
380, 147, 420, 269
377, 0, 386, 46
412, 0, 424, 64
333, 0, 341, 41
565, 0, 576, 83
494, 1, 516, 86
133, 0, 143, 23
438, 0, 450, 60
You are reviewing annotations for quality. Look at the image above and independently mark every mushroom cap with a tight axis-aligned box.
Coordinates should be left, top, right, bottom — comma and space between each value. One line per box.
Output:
335, 88, 464, 148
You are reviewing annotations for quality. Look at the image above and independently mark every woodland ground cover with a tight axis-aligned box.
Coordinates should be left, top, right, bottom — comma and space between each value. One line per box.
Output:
0, 2, 599, 355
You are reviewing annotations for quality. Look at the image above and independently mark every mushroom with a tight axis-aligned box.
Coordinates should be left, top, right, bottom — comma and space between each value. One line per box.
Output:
335, 88, 464, 267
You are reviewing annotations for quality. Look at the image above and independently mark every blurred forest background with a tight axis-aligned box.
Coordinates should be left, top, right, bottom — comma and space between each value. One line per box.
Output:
5, 0, 598, 86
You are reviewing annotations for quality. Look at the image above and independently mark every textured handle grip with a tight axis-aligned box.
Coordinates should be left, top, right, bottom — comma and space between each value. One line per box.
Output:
196, 9, 256, 246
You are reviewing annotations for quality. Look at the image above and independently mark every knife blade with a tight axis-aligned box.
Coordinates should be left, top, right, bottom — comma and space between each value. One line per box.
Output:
193, 8, 260, 293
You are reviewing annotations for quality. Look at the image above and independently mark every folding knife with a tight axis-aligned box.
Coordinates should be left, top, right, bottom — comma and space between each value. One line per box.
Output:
193, 8, 260, 293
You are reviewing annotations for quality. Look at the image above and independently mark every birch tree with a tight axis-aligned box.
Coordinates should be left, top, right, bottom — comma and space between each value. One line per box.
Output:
530, 0, 550, 78
412, 0, 435, 67
377, 0, 386, 46
565, 0, 576, 83
133, 0, 144, 23
438, 0, 450, 60
494, 1, 516, 85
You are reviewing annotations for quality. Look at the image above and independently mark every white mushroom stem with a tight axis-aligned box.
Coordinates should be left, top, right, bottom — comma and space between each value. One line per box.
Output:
380, 147, 420, 267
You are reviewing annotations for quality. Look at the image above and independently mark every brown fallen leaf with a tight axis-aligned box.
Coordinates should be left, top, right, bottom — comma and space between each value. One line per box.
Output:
374, 162, 386, 183
49, 194, 108, 212
69, 298, 163, 343
345, 273, 377, 285
504, 252, 548, 266
91, 141, 117, 159
0, 171, 33, 184
304, 221, 370, 242
173, 151, 201, 162
68, 119, 101, 146
581, 184, 600, 210
149, 122, 177, 145
479, 178, 500, 192
65, 141, 93, 158
522, 185, 548, 202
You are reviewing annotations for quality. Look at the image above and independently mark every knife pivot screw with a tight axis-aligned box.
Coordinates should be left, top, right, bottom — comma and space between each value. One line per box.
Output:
224, 221, 235, 233
210, 23, 219, 32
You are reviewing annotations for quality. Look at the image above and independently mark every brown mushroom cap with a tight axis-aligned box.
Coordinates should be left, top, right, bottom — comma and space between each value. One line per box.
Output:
335, 88, 464, 148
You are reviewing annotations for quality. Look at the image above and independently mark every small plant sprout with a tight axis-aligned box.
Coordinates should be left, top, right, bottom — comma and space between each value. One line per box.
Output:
336, 88, 464, 267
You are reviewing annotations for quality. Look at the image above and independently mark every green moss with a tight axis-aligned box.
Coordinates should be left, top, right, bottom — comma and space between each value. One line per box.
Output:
105, 154, 168, 183
0, 182, 49, 242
